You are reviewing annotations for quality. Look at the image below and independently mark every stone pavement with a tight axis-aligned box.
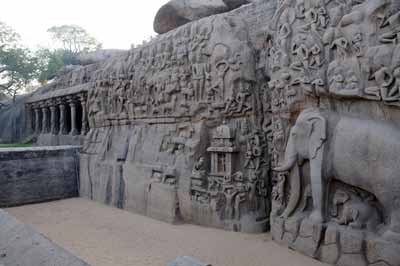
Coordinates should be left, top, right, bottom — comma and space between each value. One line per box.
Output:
7, 198, 328, 266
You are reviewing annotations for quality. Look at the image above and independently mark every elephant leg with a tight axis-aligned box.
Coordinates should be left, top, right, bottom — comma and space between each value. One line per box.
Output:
309, 153, 325, 224
309, 177, 325, 223
384, 209, 400, 243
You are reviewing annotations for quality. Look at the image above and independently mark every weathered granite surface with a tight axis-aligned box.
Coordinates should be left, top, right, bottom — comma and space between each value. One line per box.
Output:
0, 209, 89, 266
0, 146, 80, 207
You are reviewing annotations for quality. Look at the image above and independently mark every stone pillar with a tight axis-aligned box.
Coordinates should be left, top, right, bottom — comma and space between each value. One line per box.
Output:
50, 104, 57, 135
34, 106, 41, 134
41, 104, 48, 134
68, 97, 79, 136
25, 104, 33, 134
59, 101, 67, 135
79, 94, 88, 135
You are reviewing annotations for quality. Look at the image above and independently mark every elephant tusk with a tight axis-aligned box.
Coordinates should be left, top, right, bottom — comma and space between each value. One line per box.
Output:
281, 163, 301, 219
273, 155, 297, 172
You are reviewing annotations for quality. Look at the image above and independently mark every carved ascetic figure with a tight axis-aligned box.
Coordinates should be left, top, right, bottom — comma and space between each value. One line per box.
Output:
274, 108, 400, 242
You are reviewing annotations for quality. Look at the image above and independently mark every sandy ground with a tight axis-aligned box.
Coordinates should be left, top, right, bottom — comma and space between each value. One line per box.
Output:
7, 198, 327, 266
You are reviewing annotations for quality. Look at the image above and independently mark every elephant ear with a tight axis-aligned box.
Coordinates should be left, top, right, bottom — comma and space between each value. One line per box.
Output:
307, 115, 327, 159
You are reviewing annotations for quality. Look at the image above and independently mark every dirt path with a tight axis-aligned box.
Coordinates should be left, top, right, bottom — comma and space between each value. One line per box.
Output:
7, 198, 327, 266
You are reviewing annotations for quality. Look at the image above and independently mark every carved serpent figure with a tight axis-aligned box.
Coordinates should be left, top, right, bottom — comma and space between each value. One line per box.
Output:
274, 108, 400, 241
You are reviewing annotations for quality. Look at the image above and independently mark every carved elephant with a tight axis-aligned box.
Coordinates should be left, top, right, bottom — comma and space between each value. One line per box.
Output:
274, 108, 400, 241
332, 190, 380, 231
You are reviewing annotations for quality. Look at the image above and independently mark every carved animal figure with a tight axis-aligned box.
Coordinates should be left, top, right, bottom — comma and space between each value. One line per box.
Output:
162, 95, 177, 115
274, 108, 400, 242
332, 190, 380, 231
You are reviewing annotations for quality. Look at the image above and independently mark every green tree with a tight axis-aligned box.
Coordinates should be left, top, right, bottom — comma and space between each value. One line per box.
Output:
36, 25, 102, 83
0, 22, 39, 101
36, 48, 79, 83
0, 21, 19, 48
47, 25, 102, 54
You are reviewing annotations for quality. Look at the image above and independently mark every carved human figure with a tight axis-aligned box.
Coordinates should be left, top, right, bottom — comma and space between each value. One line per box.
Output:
291, 42, 308, 71
272, 172, 285, 204
100, 86, 109, 115
176, 31, 189, 65
330, 37, 349, 60
364, 67, 394, 101
352, 32, 364, 57
244, 132, 262, 170
247, 171, 259, 211
271, 172, 286, 217
191, 44, 209, 102
234, 81, 252, 114
327, 60, 361, 98
381, 67, 400, 104
117, 81, 128, 115
224, 188, 239, 220
274, 108, 400, 242
234, 191, 246, 221
192, 157, 207, 178
210, 61, 229, 102
309, 44, 322, 68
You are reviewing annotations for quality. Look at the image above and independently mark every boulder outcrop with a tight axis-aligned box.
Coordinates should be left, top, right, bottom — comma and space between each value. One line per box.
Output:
153, 0, 253, 34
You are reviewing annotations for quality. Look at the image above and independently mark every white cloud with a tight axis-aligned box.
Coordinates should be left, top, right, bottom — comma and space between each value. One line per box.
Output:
1, 0, 169, 50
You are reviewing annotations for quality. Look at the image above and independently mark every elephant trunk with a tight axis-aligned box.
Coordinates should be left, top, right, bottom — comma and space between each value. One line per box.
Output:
274, 136, 297, 172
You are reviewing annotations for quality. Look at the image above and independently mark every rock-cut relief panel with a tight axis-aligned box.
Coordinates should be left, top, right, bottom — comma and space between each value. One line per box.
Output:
81, 12, 273, 234
266, 0, 400, 266
86, 14, 258, 129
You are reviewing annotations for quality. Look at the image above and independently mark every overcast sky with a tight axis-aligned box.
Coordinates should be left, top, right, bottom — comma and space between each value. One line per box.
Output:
2, 0, 169, 50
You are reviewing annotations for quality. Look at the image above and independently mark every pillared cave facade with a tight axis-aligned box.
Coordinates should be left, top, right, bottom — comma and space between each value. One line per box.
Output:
24, 0, 400, 265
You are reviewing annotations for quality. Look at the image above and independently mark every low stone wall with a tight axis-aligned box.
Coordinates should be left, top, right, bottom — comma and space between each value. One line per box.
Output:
0, 209, 89, 266
36, 133, 85, 146
0, 146, 80, 207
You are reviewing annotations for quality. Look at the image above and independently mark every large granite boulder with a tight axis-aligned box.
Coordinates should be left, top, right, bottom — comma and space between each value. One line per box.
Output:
153, 0, 252, 34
